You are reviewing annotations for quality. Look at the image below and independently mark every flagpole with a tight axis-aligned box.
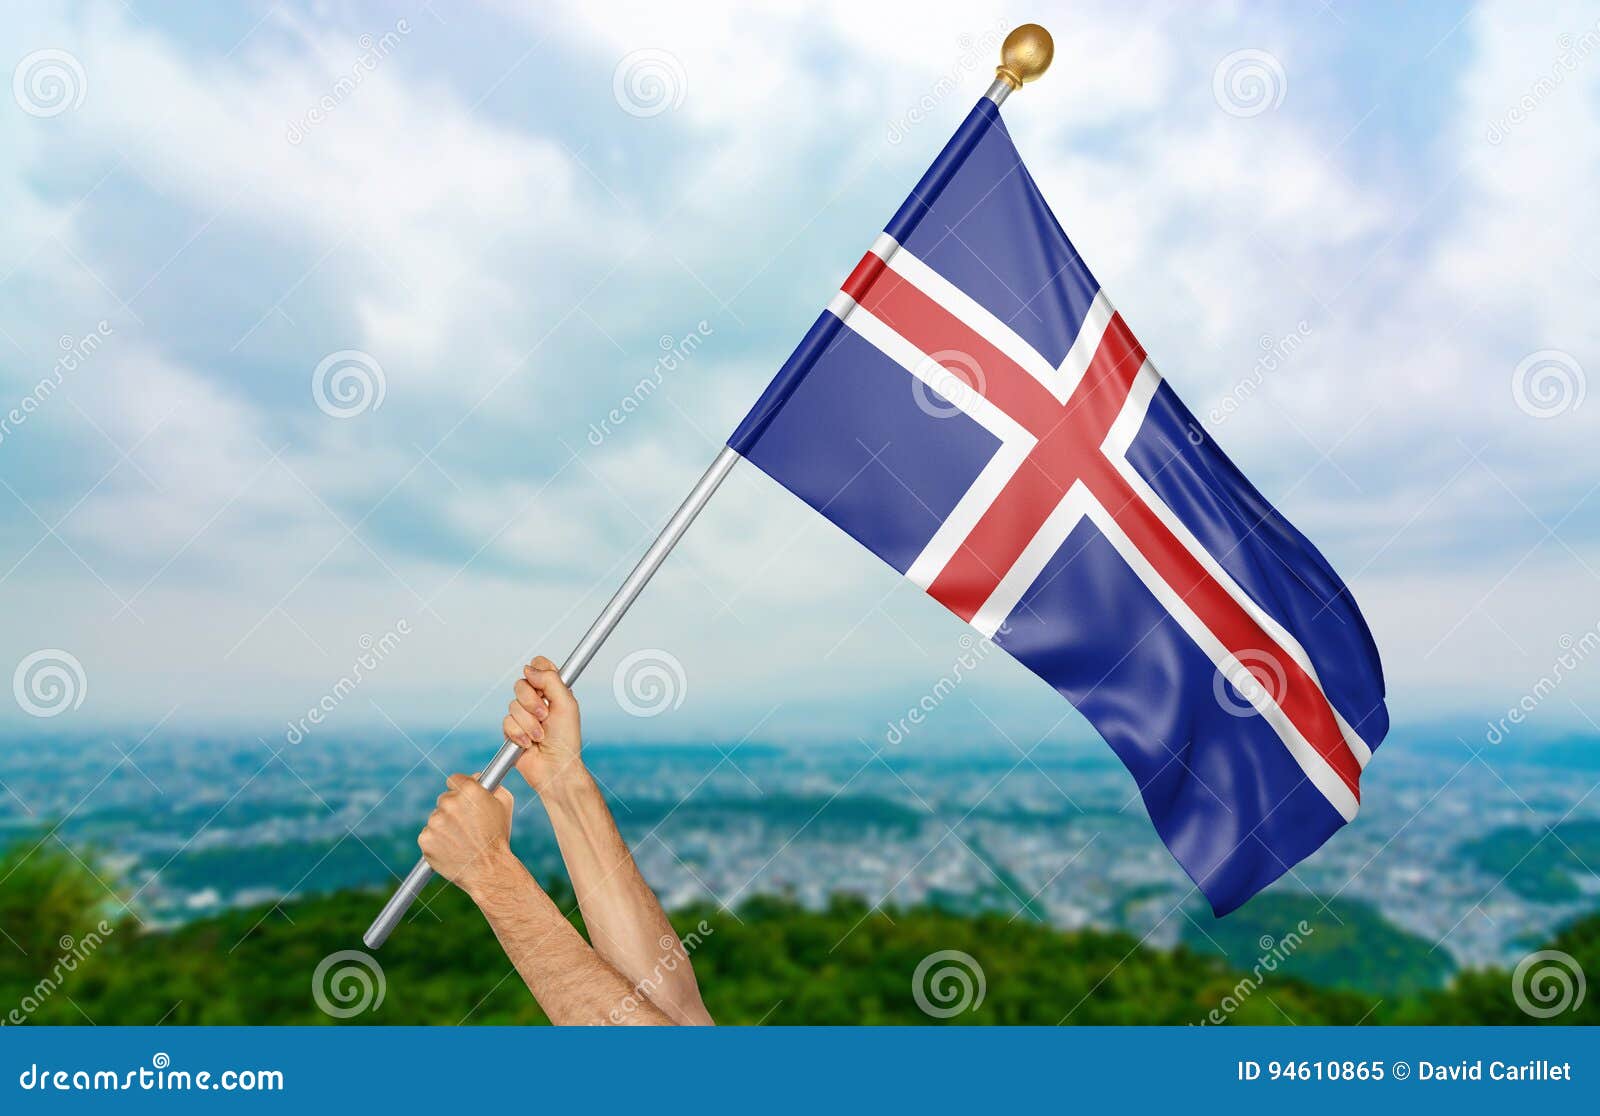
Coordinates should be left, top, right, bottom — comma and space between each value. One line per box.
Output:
362, 22, 1054, 952
363, 448, 741, 949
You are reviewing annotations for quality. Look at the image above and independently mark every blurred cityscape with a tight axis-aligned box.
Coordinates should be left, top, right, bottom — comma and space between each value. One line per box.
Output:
1, 725, 1596, 981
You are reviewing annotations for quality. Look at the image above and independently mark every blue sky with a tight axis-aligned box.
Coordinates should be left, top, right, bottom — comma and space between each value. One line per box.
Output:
1, 1, 1596, 752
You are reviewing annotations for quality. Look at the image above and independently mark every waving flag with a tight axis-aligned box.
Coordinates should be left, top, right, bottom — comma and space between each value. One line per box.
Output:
729, 99, 1389, 915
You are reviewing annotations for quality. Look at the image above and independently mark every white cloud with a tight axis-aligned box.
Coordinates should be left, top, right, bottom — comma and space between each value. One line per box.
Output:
2, 0, 1597, 735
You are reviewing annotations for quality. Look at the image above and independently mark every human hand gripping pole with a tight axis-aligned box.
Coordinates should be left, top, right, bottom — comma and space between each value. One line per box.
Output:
363, 24, 1053, 950
363, 449, 741, 949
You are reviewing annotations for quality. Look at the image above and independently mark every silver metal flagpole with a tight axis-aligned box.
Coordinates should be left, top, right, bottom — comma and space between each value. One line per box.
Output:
363, 448, 741, 949
362, 21, 1054, 951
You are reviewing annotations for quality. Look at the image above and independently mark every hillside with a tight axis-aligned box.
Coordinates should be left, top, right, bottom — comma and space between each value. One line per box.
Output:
1458, 820, 1600, 902
1, 842, 1596, 1025
1181, 893, 1455, 997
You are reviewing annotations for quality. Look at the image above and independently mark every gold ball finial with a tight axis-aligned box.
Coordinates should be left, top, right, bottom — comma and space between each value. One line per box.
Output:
995, 23, 1054, 90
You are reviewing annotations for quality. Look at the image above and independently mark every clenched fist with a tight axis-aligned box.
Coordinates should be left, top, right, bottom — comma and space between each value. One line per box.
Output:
503, 655, 586, 796
418, 773, 515, 895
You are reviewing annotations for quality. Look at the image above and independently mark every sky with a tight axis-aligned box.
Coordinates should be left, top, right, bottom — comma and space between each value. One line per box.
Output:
0, 0, 1597, 754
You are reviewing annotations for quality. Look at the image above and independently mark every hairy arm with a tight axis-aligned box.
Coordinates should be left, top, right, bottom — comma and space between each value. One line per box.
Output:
506, 657, 714, 1026
542, 771, 713, 1025
468, 849, 675, 1025
418, 772, 675, 1026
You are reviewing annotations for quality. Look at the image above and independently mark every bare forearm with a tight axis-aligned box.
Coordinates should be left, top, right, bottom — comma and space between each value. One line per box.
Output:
542, 771, 713, 1025
468, 849, 675, 1025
